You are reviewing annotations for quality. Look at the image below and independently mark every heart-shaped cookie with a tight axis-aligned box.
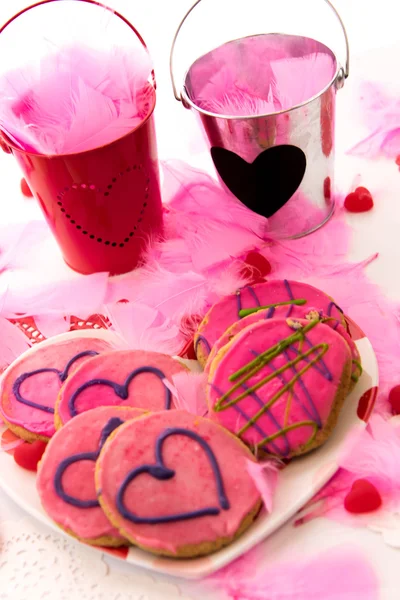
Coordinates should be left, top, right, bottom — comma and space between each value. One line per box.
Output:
95, 410, 262, 557
37, 406, 143, 545
0, 337, 114, 441
211, 145, 306, 218
207, 317, 353, 459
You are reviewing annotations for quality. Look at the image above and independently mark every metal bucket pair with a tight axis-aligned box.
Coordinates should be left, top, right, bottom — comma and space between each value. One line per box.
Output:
170, 0, 350, 238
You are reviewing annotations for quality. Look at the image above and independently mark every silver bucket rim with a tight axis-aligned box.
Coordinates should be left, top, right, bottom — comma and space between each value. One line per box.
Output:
180, 32, 342, 121
170, 0, 350, 112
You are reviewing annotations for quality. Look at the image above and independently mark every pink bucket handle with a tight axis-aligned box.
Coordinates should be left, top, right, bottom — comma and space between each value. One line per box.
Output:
170, 0, 349, 104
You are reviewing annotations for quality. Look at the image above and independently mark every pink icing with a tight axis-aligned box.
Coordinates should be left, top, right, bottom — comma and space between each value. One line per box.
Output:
97, 410, 261, 553
204, 305, 360, 375
195, 279, 344, 362
57, 350, 187, 426
208, 319, 352, 457
0, 337, 114, 438
37, 406, 143, 542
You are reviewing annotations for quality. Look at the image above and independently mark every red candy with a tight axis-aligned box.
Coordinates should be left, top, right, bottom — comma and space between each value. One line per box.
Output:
344, 479, 382, 514
323, 176, 331, 201
240, 252, 272, 284
20, 178, 33, 197
344, 185, 374, 213
14, 440, 47, 472
389, 385, 400, 415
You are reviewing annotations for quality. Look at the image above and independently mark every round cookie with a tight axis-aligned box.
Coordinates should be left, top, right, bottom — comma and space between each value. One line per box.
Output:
0, 336, 115, 442
95, 410, 262, 558
56, 350, 187, 427
37, 406, 144, 546
204, 305, 362, 386
195, 279, 346, 366
207, 318, 352, 459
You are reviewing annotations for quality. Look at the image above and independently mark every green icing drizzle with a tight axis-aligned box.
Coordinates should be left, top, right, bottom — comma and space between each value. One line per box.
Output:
351, 359, 363, 382
214, 319, 329, 451
238, 298, 307, 318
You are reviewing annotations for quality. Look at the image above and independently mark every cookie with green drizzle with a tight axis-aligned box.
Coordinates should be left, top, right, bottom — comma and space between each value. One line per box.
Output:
204, 304, 362, 388
195, 279, 346, 366
207, 318, 353, 459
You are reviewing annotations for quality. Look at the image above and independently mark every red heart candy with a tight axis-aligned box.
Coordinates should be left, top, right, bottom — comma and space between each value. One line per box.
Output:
14, 440, 47, 472
20, 178, 33, 198
344, 479, 382, 514
344, 191, 374, 213
389, 385, 400, 415
241, 252, 272, 283
395, 155, 400, 167
354, 186, 372, 200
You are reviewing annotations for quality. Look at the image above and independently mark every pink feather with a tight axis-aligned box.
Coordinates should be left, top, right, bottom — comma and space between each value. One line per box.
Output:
347, 81, 400, 159
105, 302, 184, 355
0, 270, 109, 319
246, 459, 280, 513
170, 371, 208, 416
208, 547, 379, 600
0, 44, 152, 154
189, 35, 336, 116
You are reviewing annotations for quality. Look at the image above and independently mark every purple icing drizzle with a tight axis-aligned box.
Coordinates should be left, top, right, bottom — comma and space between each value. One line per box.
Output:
54, 417, 124, 508
327, 301, 344, 317
194, 335, 211, 355
116, 427, 230, 524
68, 366, 172, 417
282, 349, 322, 426
284, 280, 295, 317
236, 286, 261, 319
13, 350, 99, 414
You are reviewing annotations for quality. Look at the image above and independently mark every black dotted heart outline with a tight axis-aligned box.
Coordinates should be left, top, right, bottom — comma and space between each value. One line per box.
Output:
56, 164, 150, 248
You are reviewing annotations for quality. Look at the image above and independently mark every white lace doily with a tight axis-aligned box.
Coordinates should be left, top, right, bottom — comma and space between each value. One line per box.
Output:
0, 516, 199, 600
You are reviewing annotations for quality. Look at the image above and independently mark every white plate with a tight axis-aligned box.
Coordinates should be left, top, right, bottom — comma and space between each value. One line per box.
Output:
0, 322, 379, 579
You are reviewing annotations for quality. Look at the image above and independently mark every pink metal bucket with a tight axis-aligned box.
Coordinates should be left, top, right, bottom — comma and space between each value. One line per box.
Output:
0, 0, 163, 275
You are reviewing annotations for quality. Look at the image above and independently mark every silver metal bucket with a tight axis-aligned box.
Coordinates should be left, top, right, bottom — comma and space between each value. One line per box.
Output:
170, 0, 349, 239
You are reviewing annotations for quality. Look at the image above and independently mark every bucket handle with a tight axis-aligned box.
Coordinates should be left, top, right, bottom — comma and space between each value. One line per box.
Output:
170, 0, 350, 102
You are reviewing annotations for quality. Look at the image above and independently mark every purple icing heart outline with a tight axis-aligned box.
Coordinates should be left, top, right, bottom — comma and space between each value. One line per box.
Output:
54, 417, 124, 508
56, 163, 150, 248
13, 350, 100, 414
116, 427, 230, 524
68, 366, 173, 417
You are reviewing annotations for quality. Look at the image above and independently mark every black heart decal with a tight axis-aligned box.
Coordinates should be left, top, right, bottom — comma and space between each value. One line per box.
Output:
211, 145, 306, 218
54, 417, 124, 508
116, 427, 230, 524
68, 366, 173, 417
13, 350, 100, 414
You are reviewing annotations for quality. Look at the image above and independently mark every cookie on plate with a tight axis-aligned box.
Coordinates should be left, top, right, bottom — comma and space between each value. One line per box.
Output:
195, 279, 346, 366
204, 304, 362, 387
95, 410, 262, 558
207, 318, 352, 459
37, 406, 144, 546
55, 350, 187, 428
0, 335, 115, 442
